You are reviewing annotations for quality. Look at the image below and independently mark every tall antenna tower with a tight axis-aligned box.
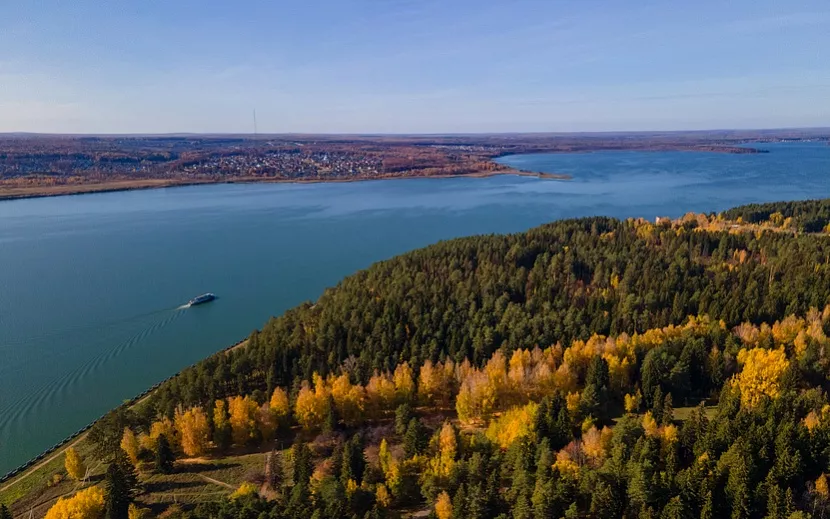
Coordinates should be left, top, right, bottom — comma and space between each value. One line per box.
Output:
253, 109, 258, 140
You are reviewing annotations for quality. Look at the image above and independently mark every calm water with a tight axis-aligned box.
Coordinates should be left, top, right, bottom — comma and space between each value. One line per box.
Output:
0, 142, 827, 472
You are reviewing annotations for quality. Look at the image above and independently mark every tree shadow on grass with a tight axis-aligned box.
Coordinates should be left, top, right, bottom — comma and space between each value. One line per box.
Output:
142, 479, 205, 493
175, 461, 241, 474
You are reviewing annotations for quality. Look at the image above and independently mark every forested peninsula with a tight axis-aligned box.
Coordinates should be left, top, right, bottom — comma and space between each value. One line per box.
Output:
6, 198, 830, 519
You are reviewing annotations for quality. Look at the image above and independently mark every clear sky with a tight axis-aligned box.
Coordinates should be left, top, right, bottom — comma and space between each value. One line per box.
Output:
1, 0, 828, 133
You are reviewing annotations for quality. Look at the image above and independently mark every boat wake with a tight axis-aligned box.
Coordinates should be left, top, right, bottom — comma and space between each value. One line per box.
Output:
0, 305, 188, 438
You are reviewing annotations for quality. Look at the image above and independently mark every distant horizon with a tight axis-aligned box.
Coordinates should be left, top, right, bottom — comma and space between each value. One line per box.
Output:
2, 126, 829, 138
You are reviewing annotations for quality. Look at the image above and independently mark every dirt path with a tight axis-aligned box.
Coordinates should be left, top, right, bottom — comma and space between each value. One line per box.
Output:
1, 339, 251, 502
194, 474, 235, 490
0, 433, 89, 495
0, 386, 158, 496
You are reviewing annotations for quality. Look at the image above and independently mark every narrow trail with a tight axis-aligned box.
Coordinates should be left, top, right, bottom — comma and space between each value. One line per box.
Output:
1, 338, 249, 506
0, 385, 157, 495
194, 474, 235, 490
0, 432, 89, 495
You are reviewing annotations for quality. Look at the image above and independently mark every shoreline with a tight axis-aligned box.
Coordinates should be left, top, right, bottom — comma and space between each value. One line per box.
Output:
0, 337, 249, 494
0, 143, 774, 203
0, 169, 571, 203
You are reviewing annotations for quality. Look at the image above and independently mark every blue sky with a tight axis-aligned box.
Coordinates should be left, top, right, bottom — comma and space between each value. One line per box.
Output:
1, 0, 828, 133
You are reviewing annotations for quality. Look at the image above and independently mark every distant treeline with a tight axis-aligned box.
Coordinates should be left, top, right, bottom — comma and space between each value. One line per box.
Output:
723, 199, 830, 232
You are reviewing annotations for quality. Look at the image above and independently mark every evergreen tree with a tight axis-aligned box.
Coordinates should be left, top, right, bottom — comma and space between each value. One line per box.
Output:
662, 393, 674, 426
341, 434, 366, 485
590, 481, 620, 518
104, 452, 137, 519
661, 496, 686, 519
451, 485, 467, 519
395, 403, 413, 436
404, 417, 429, 457
0, 504, 12, 519
213, 403, 232, 452
155, 434, 174, 474
292, 441, 314, 486
651, 387, 664, 425
323, 395, 338, 433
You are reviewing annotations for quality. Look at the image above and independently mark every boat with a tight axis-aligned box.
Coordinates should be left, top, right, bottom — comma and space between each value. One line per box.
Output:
188, 293, 216, 306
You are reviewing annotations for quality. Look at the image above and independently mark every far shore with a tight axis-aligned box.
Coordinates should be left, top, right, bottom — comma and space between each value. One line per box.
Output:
0, 169, 572, 203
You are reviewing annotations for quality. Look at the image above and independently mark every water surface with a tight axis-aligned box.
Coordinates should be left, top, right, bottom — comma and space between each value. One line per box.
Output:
0, 142, 827, 472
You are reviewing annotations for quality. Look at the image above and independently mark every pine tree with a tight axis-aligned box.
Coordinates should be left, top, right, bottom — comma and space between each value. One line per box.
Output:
213, 399, 232, 452
651, 387, 664, 425
104, 452, 137, 519
395, 402, 413, 436
590, 481, 619, 518
451, 485, 467, 519
341, 434, 366, 485
404, 417, 429, 457
323, 394, 339, 433
292, 441, 314, 486
264, 449, 282, 491
700, 491, 714, 519
154, 434, 174, 474
662, 393, 674, 426
661, 496, 686, 519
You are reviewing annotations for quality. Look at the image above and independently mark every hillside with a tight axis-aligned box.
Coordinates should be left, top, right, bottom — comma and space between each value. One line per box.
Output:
6, 199, 830, 519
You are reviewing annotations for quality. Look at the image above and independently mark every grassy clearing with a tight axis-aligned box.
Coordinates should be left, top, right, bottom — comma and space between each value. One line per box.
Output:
673, 404, 718, 422
2, 439, 102, 510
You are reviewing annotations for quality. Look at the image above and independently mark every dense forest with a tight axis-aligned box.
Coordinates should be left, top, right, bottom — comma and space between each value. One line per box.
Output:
31, 199, 830, 519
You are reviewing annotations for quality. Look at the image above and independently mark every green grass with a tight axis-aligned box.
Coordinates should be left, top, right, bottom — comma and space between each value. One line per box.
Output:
673, 404, 718, 422
0, 438, 101, 509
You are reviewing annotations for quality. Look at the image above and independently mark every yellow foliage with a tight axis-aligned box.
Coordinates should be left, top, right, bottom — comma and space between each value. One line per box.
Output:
330, 373, 366, 426
642, 412, 660, 437
228, 395, 259, 445
294, 375, 331, 430
456, 370, 496, 423
366, 371, 397, 417
427, 422, 457, 478
486, 402, 537, 449
128, 504, 152, 519
376, 484, 392, 507
566, 392, 581, 415
64, 447, 86, 481
624, 390, 641, 414
662, 424, 679, 444
45, 486, 105, 519
435, 491, 453, 519
393, 362, 415, 402
580, 417, 596, 434
378, 438, 392, 476
582, 426, 606, 464
734, 347, 789, 408
553, 449, 580, 476
150, 417, 178, 451
345, 478, 359, 495
418, 360, 454, 407
804, 411, 821, 432
175, 406, 210, 457
121, 427, 141, 466
138, 432, 154, 453
772, 315, 804, 346
817, 474, 829, 498
230, 481, 258, 499
269, 387, 291, 420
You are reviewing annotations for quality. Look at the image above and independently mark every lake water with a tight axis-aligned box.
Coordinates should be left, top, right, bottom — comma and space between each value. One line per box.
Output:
0, 142, 827, 472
